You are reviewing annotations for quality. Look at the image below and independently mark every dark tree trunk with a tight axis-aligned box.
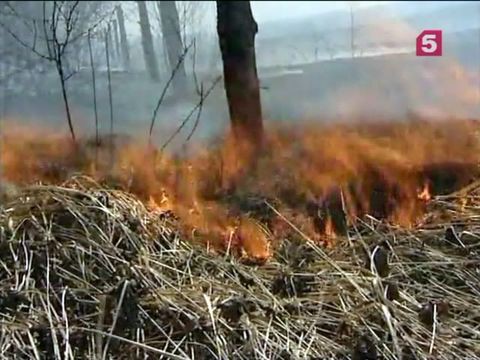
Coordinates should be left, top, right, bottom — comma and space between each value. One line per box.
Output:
56, 59, 76, 143
216, 1, 263, 148
116, 5, 130, 71
158, 1, 187, 93
136, 1, 160, 81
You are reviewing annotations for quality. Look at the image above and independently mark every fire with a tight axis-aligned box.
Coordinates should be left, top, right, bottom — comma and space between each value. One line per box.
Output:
417, 182, 432, 202
2, 118, 480, 260
232, 217, 272, 262
148, 189, 172, 212
323, 216, 337, 248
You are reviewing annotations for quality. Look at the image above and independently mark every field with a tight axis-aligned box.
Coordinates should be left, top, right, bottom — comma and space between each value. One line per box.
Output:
2, 2, 480, 359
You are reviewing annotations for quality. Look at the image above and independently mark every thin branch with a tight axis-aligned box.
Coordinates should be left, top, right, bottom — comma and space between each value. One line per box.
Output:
0, 20, 51, 60
185, 83, 204, 143
61, 1, 81, 51
191, 38, 200, 95
148, 41, 193, 144
1, 1, 116, 63
160, 76, 221, 152
69, 6, 117, 45
2, 2, 36, 32
63, 70, 78, 81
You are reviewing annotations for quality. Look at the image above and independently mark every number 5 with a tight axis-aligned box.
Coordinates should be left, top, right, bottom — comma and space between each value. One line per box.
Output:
416, 30, 442, 56
421, 34, 437, 53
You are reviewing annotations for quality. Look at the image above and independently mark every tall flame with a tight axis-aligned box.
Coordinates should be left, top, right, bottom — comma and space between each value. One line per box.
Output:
1, 118, 480, 259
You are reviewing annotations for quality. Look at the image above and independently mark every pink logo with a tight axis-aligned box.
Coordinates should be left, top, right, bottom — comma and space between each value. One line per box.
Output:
416, 30, 442, 56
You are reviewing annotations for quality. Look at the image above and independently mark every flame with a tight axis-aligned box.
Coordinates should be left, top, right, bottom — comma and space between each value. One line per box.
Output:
417, 182, 432, 202
235, 217, 271, 262
323, 216, 337, 248
147, 192, 172, 213
2, 118, 480, 260
147, 196, 159, 210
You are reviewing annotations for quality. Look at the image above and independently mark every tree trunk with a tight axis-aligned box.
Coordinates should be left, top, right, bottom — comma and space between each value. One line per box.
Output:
136, 1, 160, 81
152, 5, 171, 73
87, 29, 99, 150
112, 19, 121, 67
216, 1, 263, 147
108, 24, 116, 65
161, 34, 171, 74
116, 5, 130, 71
158, 1, 187, 93
105, 26, 115, 169
56, 59, 76, 143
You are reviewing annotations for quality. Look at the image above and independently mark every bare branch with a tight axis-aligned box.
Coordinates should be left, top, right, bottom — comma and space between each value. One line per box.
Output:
185, 83, 204, 143
63, 70, 78, 82
58, 1, 81, 56
0, 20, 51, 60
148, 41, 194, 143
191, 38, 200, 95
160, 76, 221, 152
69, 6, 117, 45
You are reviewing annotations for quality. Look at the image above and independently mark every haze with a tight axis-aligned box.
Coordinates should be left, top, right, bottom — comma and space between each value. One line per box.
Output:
1, 1, 479, 149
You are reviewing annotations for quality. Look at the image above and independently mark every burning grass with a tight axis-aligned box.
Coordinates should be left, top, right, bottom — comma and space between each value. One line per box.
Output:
1, 117, 480, 358
2, 118, 480, 258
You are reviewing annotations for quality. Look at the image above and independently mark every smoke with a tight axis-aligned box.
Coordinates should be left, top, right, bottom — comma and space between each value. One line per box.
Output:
2, 117, 480, 257
2, 5, 480, 180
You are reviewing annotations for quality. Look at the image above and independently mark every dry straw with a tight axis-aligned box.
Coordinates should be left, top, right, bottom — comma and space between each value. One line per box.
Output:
1, 175, 480, 359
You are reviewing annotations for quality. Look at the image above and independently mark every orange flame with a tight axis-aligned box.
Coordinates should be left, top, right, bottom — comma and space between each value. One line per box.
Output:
417, 182, 432, 202
323, 216, 337, 248
2, 118, 480, 260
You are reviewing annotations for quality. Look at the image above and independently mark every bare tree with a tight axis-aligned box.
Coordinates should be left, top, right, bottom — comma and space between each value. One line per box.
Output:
115, 5, 130, 71
216, 1, 263, 148
0, 1, 115, 142
158, 1, 187, 93
40, 1, 81, 142
137, 1, 160, 82
1, 1, 79, 141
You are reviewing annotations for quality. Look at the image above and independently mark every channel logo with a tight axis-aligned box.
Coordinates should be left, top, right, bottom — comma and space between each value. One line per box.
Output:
416, 30, 442, 56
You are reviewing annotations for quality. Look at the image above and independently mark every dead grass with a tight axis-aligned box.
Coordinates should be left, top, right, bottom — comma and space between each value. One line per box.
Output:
1, 175, 480, 359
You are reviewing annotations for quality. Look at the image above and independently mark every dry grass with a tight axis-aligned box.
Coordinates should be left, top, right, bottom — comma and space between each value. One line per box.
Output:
1, 175, 480, 359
